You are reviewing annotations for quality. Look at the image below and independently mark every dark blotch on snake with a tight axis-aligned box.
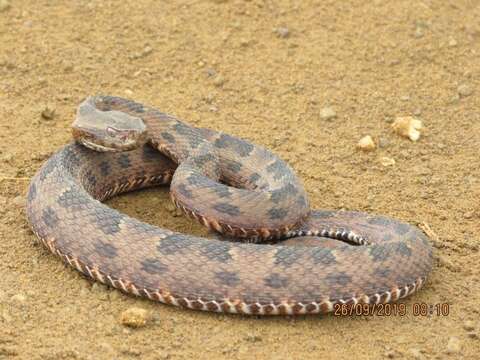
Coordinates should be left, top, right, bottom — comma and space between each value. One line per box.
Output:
393, 222, 411, 236
141, 258, 168, 275
199, 241, 232, 263
270, 183, 297, 204
85, 170, 97, 187
58, 189, 90, 210
125, 100, 145, 113
213, 203, 241, 216
296, 195, 308, 207
173, 122, 192, 136
374, 268, 391, 279
325, 272, 352, 287
266, 159, 286, 180
94, 209, 123, 235
248, 172, 261, 184
273, 247, 303, 267
63, 146, 81, 168
117, 154, 131, 169
310, 248, 337, 265
42, 207, 59, 228
310, 211, 333, 219
134, 104, 145, 113
264, 273, 289, 289
215, 271, 240, 286
369, 244, 390, 262
156, 234, 189, 255
193, 153, 215, 167
27, 182, 37, 202
186, 173, 210, 187
224, 160, 242, 173
176, 183, 193, 199
367, 216, 392, 227
382, 233, 393, 242
99, 161, 111, 176
39, 158, 57, 181
210, 184, 232, 198
161, 132, 176, 144
396, 242, 412, 257
94, 241, 118, 259
267, 208, 288, 220
142, 146, 160, 161
214, 134, 254, 157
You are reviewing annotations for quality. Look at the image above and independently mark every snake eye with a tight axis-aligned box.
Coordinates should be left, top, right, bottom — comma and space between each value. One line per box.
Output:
106, 127, 119, 137
106, 127, 135, 141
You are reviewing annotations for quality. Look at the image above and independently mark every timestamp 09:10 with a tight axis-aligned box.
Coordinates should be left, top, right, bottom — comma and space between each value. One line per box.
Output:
333, 302, 450, 317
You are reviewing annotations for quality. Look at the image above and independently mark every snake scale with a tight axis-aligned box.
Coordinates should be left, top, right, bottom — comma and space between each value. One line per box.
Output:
25, 96, 433, 315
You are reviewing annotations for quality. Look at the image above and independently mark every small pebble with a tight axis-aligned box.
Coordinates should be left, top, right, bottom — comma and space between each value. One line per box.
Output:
414, 27, 424, 38
10, 294, 26, 303
206, 68, 217, 77
0, 0, 10, 12
143, 46, 153, 56
41, 105, 55, 120
409, 348, 423, 359
245, 333, 262, 343
463, 211, 474, 219
392, 116, 422, 141
120, 307, 149, 328
213, 75, 224, 87
384, 350, 396, 358
11, 195, 24, 208
320, 107, 336, 120
380, 157, 396, 167
463, 320, 475, 331
445, 336, 461, 354
239, 38, 249, 47
91, 283, 105, 292
448, 38, 458, 47
378, 137, 390, 148
457, 84, 473, 97
274, 27, 290, 38
357, 135, 376, 151
125, 89, 133, 96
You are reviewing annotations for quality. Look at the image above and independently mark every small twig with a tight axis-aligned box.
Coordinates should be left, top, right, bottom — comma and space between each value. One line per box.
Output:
419, 222, 442, 248
0, 177, 31, 181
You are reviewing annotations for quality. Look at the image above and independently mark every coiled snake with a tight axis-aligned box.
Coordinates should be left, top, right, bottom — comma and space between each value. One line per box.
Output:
26, 96, 433, 315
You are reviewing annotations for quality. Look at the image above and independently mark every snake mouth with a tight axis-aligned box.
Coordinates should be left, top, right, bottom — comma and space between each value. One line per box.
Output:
79, 138, 121, 152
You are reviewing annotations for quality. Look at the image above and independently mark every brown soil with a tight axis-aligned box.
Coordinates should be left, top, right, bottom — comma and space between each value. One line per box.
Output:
1, 0, 479, 359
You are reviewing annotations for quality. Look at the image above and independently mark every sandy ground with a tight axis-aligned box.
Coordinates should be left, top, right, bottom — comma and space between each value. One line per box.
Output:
1, 0, 479, 359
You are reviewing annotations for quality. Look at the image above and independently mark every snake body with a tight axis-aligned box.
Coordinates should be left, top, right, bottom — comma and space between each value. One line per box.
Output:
25, 96, 433, 315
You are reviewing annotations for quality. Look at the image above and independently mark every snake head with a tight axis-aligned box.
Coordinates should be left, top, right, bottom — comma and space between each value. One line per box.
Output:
72, 96, 148, 152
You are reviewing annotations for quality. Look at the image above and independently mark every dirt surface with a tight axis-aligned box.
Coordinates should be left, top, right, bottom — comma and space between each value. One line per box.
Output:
1, 0, 479, 359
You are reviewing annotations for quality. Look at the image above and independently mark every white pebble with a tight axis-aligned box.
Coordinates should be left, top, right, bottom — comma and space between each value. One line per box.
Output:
41, 105, 55, 120
463, 320, 475, 331
357, 135, 376, 151
274, 27, 290, 38
445, 336, 461, 354
392, 116, 422, 141
10, 294, 26, 303
380, 157, 396, 166
320, 107, 336, 120
457, 84, 473, 97
0, 0, 10, 12
213, 75, 224, 87
120, 307, 149, 328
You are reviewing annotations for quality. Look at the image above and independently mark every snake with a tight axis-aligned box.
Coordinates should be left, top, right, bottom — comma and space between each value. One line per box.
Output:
25, 96, 433, 315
